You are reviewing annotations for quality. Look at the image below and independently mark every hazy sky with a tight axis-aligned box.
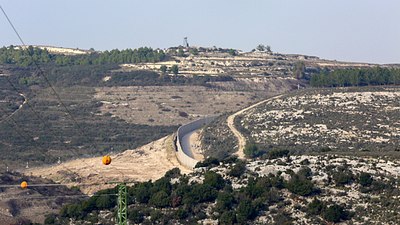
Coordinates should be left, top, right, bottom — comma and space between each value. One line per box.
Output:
1, 0, 399, 64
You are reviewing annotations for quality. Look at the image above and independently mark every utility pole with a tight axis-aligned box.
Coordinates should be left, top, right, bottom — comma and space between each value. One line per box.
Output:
117, 183, 127, 225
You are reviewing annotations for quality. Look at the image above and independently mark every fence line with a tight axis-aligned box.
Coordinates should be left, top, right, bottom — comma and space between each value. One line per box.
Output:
175, 116, 217, 169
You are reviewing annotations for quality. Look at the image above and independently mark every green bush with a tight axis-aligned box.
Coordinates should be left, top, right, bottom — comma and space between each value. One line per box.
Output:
286, 174, 315, 196
236, 199, 257, 223
195, 157, 220, 168
204, 171, 225, 190
151, 177, 172, 195
128, 208, 144, 224
174, 207, 188, 220
215, 191, 235, 213
244, 142, 263, 158
307, 198, 324, 215
228, 160, 246, 177
219, 210, 236, 225
298, 166, 312, 179
331, 166, 354, 186
322, 204, 348, 223
182, 184, 218, 205
359, 172, 373, 187
132, 182, 152, 204
149, 191, 170, 208
44, 213, 57, 224
267, 149, 289, 159
164, 168, 181, 179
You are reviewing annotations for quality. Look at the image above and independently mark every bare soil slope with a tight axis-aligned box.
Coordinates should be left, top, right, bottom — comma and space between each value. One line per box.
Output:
27, 135, 190, 194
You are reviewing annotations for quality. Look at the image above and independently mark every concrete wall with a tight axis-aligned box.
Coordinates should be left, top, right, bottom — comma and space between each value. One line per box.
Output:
175, 116, 217, 169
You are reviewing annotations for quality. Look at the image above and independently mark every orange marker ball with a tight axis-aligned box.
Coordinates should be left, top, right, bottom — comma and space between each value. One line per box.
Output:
102, 155, 112, 165
20, 181, 28, 189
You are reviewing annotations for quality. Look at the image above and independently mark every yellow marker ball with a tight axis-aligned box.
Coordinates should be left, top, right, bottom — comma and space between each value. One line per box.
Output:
20, 181, 28, 189
102, 155, 112, 165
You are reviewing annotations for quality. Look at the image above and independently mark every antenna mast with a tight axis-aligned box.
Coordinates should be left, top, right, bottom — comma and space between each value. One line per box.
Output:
183, 37, 189, 48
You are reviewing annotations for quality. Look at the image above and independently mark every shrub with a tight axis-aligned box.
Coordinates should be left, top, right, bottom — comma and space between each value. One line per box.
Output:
331, 166, 354, 186
236, 199, 256, 223
219, 210, 236, 225
298, 166, 312, 179
195, 157, 220, 168
174, 207, 188, 220
267, 149, 289, 159
164, 168, 181, 179
215, 191, 235, 213
150, 210, 163, 223
204, 171, 225, 190
151, 177, 172, 194
44, 213, 57, 224
183, 184, 218, 205
149, 191, 170, 208
286, 174, 315, 196
359, 172, 373, 187
228, 160, 246, 177
322, 204, 348, 223
128, 208, 144, 224
273, 211, 293, 225
307, 198, 324, 215
178, 111, 188, 117
133, 182, 152, 203
244, 142, 263, 158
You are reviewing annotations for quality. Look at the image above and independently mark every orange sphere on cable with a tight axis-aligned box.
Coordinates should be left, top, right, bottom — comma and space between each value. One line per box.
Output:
20, 181, 28, 189
102, 155, 112, 165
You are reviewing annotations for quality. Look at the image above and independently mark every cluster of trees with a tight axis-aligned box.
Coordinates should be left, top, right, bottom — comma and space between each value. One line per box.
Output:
0, 45, 166, 67
310, 67, 400, 87
48, 164, 289, 224
48, 159, 398, 224
243, 142, 290, 160
0, 46, 53, 66
255, 44, 272, 53
307, 198, 351, 223
160, 65, 179, 75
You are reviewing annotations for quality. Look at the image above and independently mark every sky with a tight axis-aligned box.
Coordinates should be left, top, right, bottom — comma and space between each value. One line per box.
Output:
1, 0, 399, 64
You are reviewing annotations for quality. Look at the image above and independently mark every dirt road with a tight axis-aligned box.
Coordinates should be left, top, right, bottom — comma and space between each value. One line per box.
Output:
227, 94, 284, 159
1, 93, 27, 123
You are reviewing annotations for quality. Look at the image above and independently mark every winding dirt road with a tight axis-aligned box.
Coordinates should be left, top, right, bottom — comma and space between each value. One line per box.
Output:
227, 94, 284, 159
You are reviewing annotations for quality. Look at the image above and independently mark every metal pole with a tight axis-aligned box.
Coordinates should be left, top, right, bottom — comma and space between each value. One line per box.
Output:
117, 183, 127, 225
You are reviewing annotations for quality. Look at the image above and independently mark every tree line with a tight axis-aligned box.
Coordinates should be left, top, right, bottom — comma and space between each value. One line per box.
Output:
310, 67, 400, 87
0, 45, 166, 67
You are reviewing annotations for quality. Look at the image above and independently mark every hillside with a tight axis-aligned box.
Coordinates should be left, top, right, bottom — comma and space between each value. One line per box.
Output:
1, 45, 400, 224
234, 87, 400, 156
0, 172, 83, 224
46, 155, 400, 224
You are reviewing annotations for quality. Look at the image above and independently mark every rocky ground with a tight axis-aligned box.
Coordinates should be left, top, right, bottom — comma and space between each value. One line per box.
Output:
201, 154, 400, 224
238, 87, 400, 155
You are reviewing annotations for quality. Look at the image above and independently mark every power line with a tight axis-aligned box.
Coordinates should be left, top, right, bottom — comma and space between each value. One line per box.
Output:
0, 193, 118, 200
0, 180, 137, 189
0, 107, 82, 178
0, 4, 126, 179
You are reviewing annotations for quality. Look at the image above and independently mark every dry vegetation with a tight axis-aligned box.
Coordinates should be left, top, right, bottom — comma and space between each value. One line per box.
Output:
204, 154, 400, 224
93, 86, 263, 126
238, 87, 400, 155
121, 50, 378, 78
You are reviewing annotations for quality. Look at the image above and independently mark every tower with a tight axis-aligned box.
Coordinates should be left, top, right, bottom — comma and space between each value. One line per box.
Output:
183, 37, 189, 48
117, 183, 127, 225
